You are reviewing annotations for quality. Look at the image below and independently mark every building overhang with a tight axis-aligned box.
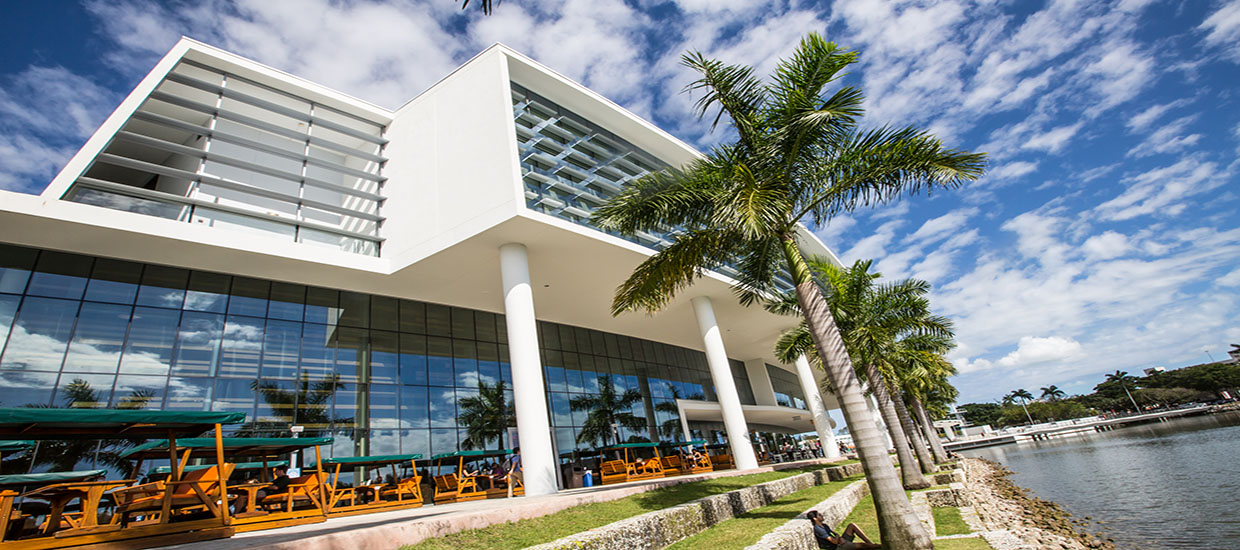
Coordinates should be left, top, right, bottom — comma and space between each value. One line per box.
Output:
677, 399, 837, 434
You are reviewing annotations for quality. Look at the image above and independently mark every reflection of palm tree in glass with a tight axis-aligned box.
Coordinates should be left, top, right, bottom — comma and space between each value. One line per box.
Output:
11, 378, 152, 474
242, 374, 352, 438
654, 383, 684, 440
571, 376, 647, 447
458, 381, 514, 450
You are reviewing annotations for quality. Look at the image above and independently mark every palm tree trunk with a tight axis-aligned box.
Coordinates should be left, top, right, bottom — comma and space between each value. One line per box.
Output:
1122, 385, 1140, 412
911, 396, 950, 463
865, 365, 933, 488
889, 386, 936, 475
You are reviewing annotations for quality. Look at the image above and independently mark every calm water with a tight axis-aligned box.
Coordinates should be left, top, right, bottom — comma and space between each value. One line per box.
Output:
960, 411, 1240, 550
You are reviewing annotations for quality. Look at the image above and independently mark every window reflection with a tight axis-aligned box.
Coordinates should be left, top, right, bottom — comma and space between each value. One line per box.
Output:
0, 371, 56, 408
0, 295, 19, 355
135, 265, 187, 309
398, 333, 427, 386
300, 323, 334, 381
26, 251, 92, 300
220, 315, 263, 377
84, 258, 141, 304
260, 319, 300, 379
120, 307, 178, 375
0, 244, 37, 294
63, 302, 131, 373
54, 373, 114, 408
0, 297, 78, 372
172, 312, 224, 376
114, 375, 165, 409
370, 330, 398, 385
228, 277, 269, 318
335, 327, 366, 384
185, 271, 229, 313
400, 385, 428, 429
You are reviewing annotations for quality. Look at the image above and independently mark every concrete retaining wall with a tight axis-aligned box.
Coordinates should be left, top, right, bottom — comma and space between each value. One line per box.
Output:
743, 479, 870, 550
527, 462, 864, 550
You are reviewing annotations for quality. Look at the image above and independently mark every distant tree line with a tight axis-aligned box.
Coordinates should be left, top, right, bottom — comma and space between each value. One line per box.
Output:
958, 361, 1239, 428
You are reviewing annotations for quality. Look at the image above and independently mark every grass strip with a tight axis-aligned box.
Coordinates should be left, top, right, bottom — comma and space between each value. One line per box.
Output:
934, 506, 971, 536
402, 464, 842, 550
840, 495, 994, 550
666, 473, 864, 550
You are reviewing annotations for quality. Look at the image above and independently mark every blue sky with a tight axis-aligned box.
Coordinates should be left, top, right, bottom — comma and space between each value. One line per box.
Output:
1, 0, 1238, 406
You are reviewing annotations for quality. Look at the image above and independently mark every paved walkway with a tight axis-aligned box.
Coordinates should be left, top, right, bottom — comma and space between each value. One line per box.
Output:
165, 457, 845, 550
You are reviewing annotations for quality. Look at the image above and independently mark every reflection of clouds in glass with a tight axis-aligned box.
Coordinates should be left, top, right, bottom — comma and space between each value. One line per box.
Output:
183, 292, 226, 312
0, 324, 69, 371
223, 319, 264, 349
369, 431, 400, 456
147, 290, 184, 308
0, 370, 56, 407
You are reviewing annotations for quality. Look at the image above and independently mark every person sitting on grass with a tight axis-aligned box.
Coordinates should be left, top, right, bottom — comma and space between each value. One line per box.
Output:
806, 510, 881, 549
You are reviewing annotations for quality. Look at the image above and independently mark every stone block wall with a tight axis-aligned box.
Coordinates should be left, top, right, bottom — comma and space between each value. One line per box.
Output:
527, 463, 861, 550
742, 479, 870, 550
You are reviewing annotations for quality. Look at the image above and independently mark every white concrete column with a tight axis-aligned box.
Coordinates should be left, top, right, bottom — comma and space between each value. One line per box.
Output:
499, 243, 557, 497
691, 296, 759, 470
868, 394, 895, 449
743, 359, 778, 406
794, 355, 840, 458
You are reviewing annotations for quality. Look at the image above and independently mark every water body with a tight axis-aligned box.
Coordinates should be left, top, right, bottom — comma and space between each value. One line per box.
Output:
959, 411, 1240, 550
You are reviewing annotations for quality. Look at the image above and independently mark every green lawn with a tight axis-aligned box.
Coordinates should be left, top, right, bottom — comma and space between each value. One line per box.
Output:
666, 473, 865, 550
401, 465, 840, 550
933, 506, 971, 536
839, 495, 993, 550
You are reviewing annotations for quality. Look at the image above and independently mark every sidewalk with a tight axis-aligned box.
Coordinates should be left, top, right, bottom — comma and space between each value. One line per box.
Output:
164, 457, 844, 550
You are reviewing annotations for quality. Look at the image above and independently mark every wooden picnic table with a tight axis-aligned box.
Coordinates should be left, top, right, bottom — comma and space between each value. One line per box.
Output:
21, 479, 134, 537
229, 483, 272, 519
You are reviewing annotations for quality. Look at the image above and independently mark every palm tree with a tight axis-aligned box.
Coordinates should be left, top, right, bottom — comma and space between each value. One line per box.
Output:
1008, 389, 1035, 425
458, 0, 497, 14
458, 381, 516, 450
908, 371, 957, 463
772, 259, 943, 485
655, 384, 685, 440
242, 374, 351, 438
1105, 371, 1141, 412
593, 34, 983, 548
1040, 385, 1065, 402
20, 379, 152, 474
571, 376, 648, 448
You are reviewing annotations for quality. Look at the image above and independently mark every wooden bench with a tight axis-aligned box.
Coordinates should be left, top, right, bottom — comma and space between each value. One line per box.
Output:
599, 460, 628, 485
378, 474, 423, 504
660, 456, 683, 476
432, 474, 484, 504
257, 472, 328, 513
625, 457, 664, 481
686, 453, 714, 474
113, 463, 236, 526
709, 453, 734, 470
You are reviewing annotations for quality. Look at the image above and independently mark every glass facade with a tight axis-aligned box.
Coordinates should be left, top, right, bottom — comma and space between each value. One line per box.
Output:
0, 243, 767, 477
63, 59, 387, 256
767, 364, 808, 410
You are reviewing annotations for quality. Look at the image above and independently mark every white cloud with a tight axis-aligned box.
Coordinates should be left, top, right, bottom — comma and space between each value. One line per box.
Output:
906, 208, 978, 245
1094, 158, 1231, 221
1218, 267, 1240, 287
1081, 231, 1131, 260
1126, 115, 1203, 158
1022, 122, 1084, 153
1200, 0, 1240, 61
989, 161, 1039, 180
995, 336, 1084, 368
1126, 99, 1190, 132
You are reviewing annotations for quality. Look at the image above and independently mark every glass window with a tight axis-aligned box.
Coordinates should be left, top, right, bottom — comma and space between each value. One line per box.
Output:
119, 307, 178, 375
369, 429, 400, 456
570, 393, 591, 426
0, 297, 78, 372
0, 370, 56, 408
260, 319, 301, 379
400, 429, 430, 458
398, 300, 425, 334
26, 251, 92, 300
184, 271, 229, 313
212, 377, 256, 417
228, 277, 269, 318
574, 327, 594, 355
545, 364, 566, 393
426, 337, 453, 387
304, 287, 339, 325
555, 427, 575, 454
563, 353, 584, 393
294, 378, 334, 430
425, 304, 451, 337
54, 373, 114, 408
399, 385, 428, 429
84, 259, 141, 304
0, 295, 19, 355
165, 376, 212, 411
398, 333, 427, 386
333, 383, 363, 431
370, 330, 398, 385
338, 292, 369, 329
476, 342, 500, 387
430, 428, 457, 457
550, 392, 571, 426
428, 387, 455, 427
63, 302, 131, 373
171, 311, 224, 376
300, 323, 334, 381
334, 327, 367, 383
267, 282, 305, 321
450, 308, 474, 339
219, 315, 263, 377
370, 384, 399, 429
114, 375, 165, 409
254, 379, 295, 424
135, 265, 187, 309
474, 311, 497, 342
453, 339, 477, 388
370, 296, 398, 332
0, 244, 37, 294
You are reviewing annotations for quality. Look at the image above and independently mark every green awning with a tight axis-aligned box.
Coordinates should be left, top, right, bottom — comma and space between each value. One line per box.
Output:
0, 470, 108, 487
0, 441, 35, 452
149, 460, 288, 475
322, 453, 422, 467
119, 437, 333, 459
0, 408, 245, 440
598, 442, 659, 450
659, 440, 707, 447
431, 449, 513, 460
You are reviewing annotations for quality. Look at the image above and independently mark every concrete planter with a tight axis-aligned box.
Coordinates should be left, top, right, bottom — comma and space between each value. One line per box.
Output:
527, 462, 863, 550
743, 479, 870, 550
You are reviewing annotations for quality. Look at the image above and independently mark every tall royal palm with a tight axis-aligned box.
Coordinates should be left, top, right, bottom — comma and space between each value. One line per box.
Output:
1009, 389, 1035, 424
1105, 371, 1141, 412
593, 34, 984, 548
1040, 385, 1065, 401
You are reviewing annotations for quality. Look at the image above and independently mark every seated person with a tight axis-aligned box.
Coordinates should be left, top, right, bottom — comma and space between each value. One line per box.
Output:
806, 510, 880, 550
691, 448, 706, 466
238, 465, 291, 512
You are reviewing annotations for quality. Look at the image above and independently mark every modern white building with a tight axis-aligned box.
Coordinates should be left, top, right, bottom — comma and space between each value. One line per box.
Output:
0, 38, 842, 496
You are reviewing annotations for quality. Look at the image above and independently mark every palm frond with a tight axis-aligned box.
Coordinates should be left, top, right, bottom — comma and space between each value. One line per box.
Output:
611, 228, 743, 314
